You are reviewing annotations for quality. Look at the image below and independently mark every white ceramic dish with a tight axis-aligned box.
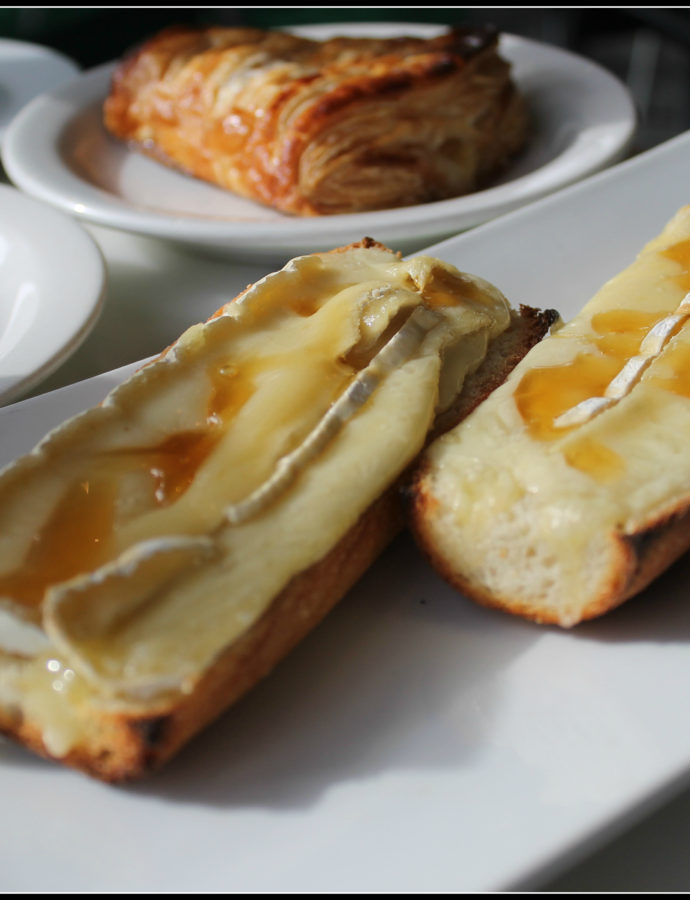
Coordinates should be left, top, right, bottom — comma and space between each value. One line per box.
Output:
0, 37, 79, 141
1, 131, 690, 892
0, 184, 105, 404
0, 24, 636, 262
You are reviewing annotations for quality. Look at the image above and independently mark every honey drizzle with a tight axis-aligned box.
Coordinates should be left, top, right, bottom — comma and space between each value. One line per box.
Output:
0, 357, 258, 609
515, 238, 690, 443
553, 299, 690, 429
513, 237, 690, 479
563, 437, 625, 482
515, 352, 623, 442
0, 279, 372, 611
0, 268, 495, 611
662, 239, 690, 292
0, 479, 116, 609
420, 268, 486, 308
121, 430, 223, 506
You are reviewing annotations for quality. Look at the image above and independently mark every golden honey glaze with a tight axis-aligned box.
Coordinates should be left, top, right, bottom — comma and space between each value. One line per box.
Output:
0, 354, 308, 610
0, 428, 230, 612
0, 479, 117, 609
662, 239, 690, 291
0, 287, 366, 611
420, 266, 487, 308
515, 242, 690, 446
514, 309, 667, 442
562, 436, 625, 482
512, 239, 690, 482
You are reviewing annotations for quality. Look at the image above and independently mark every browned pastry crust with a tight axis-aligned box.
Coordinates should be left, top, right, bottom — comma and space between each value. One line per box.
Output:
103, 24, 528, 215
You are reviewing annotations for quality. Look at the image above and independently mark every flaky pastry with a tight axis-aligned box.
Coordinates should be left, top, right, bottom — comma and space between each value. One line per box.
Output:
103, 24, 528, 215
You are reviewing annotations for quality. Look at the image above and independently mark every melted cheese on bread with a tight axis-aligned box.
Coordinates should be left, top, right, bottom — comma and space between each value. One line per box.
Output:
0, 243, 510, 756
416, 206, 690, 627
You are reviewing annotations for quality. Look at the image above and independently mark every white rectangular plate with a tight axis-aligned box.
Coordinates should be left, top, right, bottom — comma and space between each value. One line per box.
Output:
2, 132, 690, 892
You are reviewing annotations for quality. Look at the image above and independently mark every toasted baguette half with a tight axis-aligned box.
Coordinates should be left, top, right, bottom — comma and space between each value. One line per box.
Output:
411, 206, 690, 628
0, 240, 553, 781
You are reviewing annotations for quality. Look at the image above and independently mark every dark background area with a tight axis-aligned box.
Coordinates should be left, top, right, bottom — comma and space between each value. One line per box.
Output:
1, 7, 689, 154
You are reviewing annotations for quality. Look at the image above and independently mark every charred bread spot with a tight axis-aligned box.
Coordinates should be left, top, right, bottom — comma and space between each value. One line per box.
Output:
345, 236, 391, 253
624, 507, 688, 559
518, 304, 561, 334
131, 714, 172, 751
397, 478, 418, 515
620, 505, 690, 601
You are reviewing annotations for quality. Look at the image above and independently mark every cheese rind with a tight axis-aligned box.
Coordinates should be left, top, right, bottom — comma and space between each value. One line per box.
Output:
0, 243, 511, 755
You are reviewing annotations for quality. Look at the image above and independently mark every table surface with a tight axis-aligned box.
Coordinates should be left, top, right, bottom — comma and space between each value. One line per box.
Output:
5, 209, 690, 892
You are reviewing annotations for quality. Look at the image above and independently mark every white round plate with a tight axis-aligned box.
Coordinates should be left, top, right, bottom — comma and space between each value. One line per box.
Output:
0, 184, 105, 404
0, 37, 79, 141
1, 24, 636, 262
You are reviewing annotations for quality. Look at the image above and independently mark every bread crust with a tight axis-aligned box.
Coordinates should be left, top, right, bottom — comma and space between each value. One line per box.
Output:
412, 480, 690, 626
103, 24, 528, 215
0, 294, 554, 781
0, 489, 402, 781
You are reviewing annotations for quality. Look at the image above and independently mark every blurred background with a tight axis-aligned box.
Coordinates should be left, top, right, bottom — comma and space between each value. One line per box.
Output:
0, 6, 689, 154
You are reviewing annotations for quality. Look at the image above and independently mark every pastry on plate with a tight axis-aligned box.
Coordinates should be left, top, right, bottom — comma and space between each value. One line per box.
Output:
103, 24, 528, 215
